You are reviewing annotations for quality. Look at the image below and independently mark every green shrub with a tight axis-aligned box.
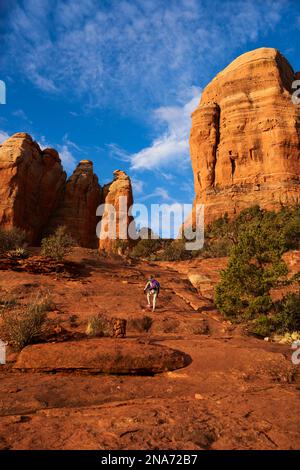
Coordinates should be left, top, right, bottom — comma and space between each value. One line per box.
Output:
0, 227, 26, 255
206, 212, 231, 239
0, 296, 17, 312
194, 205, 300, 260
86, 314, 111, 337
41, 226, 74, 261
131, 238, 161, 259
282, 211, 300, 250
215, 211, 288, 322
7, 247, 29, 259
200, 204, 300, 335
199, 239, 232, 258
4, 306, 47, 351
273, 292, 300, 333
114, 239, 129, 254
249, 292, 300, 337
29, 292, 55, 314
249, 315, 274, 337
160, 240, 191, 261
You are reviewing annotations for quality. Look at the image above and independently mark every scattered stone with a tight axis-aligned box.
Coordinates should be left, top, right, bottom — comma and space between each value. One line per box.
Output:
195, 393, 204, 400
112, 318, 127, 338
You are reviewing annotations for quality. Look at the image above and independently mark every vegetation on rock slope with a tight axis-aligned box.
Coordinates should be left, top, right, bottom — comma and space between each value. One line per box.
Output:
131, 205, 300, 337
41, 226, 75, 261
214, 206, 300, 336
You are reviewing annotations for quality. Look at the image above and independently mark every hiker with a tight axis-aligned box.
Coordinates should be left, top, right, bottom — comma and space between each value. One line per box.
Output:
144, 276, 160, 311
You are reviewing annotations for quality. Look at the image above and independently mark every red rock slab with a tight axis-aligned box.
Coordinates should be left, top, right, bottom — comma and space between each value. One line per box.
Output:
13, 338, 190, 375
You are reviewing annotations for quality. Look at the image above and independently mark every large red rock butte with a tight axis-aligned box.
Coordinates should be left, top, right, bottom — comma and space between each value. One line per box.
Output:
0, 133, 134, 250
189, 47, 300, 225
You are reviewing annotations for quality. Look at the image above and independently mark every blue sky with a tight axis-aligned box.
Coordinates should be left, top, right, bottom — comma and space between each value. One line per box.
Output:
1, 0, 300, 233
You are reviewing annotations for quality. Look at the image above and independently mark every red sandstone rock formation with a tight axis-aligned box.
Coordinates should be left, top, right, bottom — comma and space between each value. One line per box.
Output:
98, 170, 136, 254
189, 47, 300, 225
0, 133, 135, 250
0, 133, 66, 243
48, 160, 102, 248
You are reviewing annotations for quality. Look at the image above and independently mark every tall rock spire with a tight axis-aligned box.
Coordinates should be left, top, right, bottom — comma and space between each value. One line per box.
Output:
98, 170, 136, 254
0, 133, 66, 243
48, 160, 102, 248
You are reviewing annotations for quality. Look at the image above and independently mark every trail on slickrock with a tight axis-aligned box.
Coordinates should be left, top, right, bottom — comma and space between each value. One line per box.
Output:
0, 248, 299, 450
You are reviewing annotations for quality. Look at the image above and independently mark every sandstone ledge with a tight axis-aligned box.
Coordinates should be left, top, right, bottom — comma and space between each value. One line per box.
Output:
13, 339, 190, 375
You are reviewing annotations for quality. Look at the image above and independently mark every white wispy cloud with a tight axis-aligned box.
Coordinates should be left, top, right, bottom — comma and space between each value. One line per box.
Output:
139, 187, 174, 202
130, 137, 188, 171
26, 69, 58, 93
0, 128, 77, 174
38, 136, 78, 174
12, 109, 32, 123
180, 181, 194, 196
131, 178, 145, 194
57, 144, 77, 174
159, 172, 175, 182
129, 87, 200, 171
0, 131, 9, 144
107, 143, 131, 163
3, 0, 286, 112
61, 134, 82, 152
